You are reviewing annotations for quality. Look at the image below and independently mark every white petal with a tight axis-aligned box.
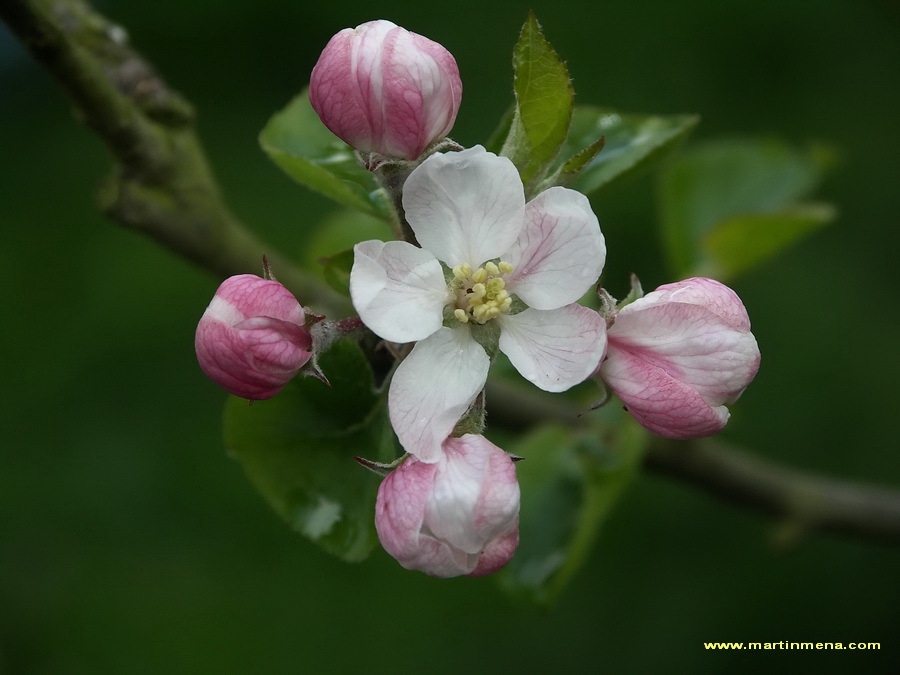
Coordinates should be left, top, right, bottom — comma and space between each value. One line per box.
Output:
426, 435, 519, 554
504, 187, 606, 310
498, 305, 607, 393
389, 327, 490, 462
424, 446, 487, 554
350, 240, 448, 343
402, 146, 525, 266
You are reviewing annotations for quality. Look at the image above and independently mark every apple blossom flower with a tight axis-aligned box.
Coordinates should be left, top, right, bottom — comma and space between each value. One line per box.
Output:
195, 274, 312, 400
350, 146, 608, 462
599, 277, 760, 438
375, 434, 519, 578
309, 20, 462, 162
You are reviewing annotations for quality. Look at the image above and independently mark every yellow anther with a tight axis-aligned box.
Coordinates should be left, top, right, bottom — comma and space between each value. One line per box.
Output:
446, 258, 516, 325
452, 264, 471, 281
486, 278, 505, 297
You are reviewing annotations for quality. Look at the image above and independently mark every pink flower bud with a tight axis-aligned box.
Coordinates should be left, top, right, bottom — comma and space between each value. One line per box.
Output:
195, 275, 312, 400
375, 434, 519, 578
600, 277, 760, 439
309, 20, 462, 161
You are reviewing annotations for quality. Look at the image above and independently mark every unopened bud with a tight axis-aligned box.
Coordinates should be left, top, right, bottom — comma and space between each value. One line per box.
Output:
310, 20, 462, 162
195, 275, 312, 400
600, 277, 760, 439
375, 434, 519, 578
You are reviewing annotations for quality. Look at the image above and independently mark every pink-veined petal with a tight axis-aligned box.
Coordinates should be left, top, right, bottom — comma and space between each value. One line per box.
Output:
310, 20, 461, 160
600, 344, 731, 438
600, 277, 760, 439
403, 146, 525, 267
195, 317, 310, 400
608, 305, 759, 405
609, 282, 759, 405
468, 526, 519, 577
378, 27, 462, 159
309, 24, 384, 154
350, 240, 448, 343
625, 277, 751, 332
204, 274, 306, 326
195, 275, 311, 400
505, 187, 606, 310
498, 305, 607, 393
388, 327, 490, 462
375, 458, 473, 577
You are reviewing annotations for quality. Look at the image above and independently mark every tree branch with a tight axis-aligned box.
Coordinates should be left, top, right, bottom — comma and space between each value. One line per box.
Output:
644, 438, 900, 544
0, 0, 344, 313
6, 0, 899, 546
486, 379, 900, 544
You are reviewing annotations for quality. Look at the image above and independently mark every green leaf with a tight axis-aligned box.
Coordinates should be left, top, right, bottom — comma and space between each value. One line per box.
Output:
700, 204, 836, 281
500, 409, 646, 605
223, 340, 397, 562
552, 106, 698, 194
484, 103, 515, 154
301, 209, 392, 289
659, 138, 835, 278
319, 248, 355, 297
500, 12, 574, 191
260, 90, 392, 220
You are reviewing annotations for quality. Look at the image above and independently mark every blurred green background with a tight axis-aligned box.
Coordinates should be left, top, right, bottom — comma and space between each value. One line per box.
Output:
2, 0, 898, 673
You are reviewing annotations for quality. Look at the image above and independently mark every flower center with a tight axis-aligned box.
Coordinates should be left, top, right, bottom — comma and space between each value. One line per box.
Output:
449, 261, 514, 324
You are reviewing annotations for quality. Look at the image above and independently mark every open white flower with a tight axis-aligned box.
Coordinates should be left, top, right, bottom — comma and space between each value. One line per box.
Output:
351, 146, 607, 462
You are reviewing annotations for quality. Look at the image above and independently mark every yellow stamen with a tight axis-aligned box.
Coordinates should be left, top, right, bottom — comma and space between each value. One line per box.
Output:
486, 277, 505, 298
452, 263, 472, 281
449, 258, 517, 324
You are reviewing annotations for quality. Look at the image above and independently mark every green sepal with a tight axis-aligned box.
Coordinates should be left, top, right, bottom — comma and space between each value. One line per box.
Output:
583, 376, 611, 413
354, 454, 407, 478
617, 273, 645, 310
223, 339, 398, 563
558, 134, 606, 179
452, 390, 487, 438
539, 134, 607, 191
469, 320, 502, 359
259, 89, 393, 220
